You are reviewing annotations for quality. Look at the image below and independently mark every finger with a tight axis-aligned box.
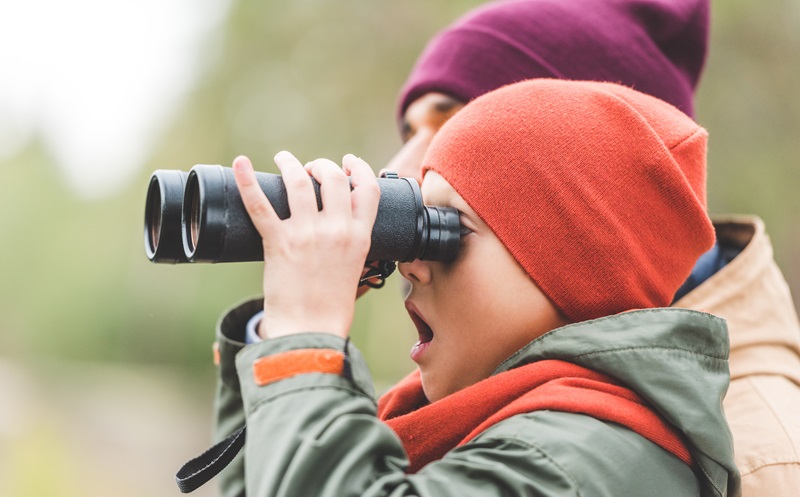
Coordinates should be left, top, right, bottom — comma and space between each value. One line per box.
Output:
344, 154, 380, 227
307, 158, 352, 221
274, 151, 318, 220
232, 155, 279, 238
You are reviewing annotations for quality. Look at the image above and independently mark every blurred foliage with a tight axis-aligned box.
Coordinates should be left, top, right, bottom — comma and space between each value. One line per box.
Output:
697, 0, 800, 283
5, 422, 83, 497
1, 0, 798, 391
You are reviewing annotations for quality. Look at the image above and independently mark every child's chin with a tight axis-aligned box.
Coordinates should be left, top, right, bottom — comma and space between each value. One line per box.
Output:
418, 373, 435, 402
419, 374, 450, 403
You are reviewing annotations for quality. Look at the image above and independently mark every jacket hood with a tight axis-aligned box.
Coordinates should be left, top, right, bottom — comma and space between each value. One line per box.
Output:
495, 308, 739, 497
674, 215, 800, 384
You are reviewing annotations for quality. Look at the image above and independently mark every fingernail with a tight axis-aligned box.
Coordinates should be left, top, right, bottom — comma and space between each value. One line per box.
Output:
274, 150, 293, 161
233, 155, 252, 171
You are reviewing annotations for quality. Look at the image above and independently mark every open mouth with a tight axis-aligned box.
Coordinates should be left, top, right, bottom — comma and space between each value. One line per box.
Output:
406, 302, 434, 363
406, 302, 434, 344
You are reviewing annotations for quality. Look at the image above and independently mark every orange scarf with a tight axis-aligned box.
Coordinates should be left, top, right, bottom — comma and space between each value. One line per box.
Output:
378, 359, 693, 473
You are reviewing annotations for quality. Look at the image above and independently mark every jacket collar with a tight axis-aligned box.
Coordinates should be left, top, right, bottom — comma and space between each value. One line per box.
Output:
674, 215, 800, 383
495, 308, 737, 497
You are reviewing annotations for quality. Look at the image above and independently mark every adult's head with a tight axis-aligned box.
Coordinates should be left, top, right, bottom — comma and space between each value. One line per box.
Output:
385, 0, 710, 181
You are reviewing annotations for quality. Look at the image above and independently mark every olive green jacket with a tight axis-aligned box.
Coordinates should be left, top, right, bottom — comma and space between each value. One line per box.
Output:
212, 303, 740, 497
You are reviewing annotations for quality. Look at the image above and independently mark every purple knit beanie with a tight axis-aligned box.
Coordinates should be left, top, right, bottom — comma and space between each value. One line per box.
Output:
398, 0, 709, 122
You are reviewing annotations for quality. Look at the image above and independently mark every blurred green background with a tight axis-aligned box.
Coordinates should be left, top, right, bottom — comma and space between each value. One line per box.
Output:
0, 1, 797, 495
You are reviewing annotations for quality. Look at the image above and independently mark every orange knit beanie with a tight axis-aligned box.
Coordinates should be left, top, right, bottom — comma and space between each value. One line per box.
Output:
422, 79, 715, 323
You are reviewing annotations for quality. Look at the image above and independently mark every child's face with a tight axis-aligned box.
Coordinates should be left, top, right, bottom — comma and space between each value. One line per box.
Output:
398, 172, 569, 402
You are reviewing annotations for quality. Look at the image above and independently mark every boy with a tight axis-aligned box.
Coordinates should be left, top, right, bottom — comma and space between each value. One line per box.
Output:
209, 79, 740, 496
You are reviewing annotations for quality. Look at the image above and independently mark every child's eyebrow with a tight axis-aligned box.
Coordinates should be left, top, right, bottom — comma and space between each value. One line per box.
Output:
424, 193, 459, 209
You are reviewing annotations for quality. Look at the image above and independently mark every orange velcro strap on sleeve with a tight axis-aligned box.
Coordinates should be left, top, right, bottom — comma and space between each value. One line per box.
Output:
253, 349, 345, 386
213, 342, 221, 366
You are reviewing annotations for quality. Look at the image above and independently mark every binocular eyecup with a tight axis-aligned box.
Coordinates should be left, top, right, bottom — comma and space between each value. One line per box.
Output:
144, 165, 461, 265
144, 170, 190, 264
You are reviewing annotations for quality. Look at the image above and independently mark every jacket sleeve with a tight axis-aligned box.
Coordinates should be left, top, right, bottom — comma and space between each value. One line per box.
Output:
235, 333, 594, 497
214, 297, 264, 497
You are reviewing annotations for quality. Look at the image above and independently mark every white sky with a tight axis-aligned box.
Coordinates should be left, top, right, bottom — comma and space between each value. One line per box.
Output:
0, 0, 231, 200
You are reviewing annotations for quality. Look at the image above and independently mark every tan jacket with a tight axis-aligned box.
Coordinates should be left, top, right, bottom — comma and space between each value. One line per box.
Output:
675, 215, 800, 496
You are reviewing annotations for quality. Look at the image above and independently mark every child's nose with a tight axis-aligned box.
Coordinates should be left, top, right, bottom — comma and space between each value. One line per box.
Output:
398, 258, 432, 286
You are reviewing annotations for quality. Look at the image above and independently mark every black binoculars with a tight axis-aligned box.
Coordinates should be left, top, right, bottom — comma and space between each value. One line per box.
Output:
144, 165, 462, 265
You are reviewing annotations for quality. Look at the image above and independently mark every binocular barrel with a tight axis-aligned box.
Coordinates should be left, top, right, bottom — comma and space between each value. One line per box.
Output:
144, 165, 461, 265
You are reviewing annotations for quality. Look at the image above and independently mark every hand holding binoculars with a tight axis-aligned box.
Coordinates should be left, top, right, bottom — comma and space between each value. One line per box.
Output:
143, 164, 462, 265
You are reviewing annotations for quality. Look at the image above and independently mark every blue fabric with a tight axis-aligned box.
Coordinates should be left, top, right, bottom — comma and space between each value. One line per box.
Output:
246, 310, 265, 344
673, 242, 740, 303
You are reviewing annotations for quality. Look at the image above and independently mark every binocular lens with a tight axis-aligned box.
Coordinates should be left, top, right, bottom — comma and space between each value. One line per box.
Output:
184, 173, 203, 255
148, 185, 161, 250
